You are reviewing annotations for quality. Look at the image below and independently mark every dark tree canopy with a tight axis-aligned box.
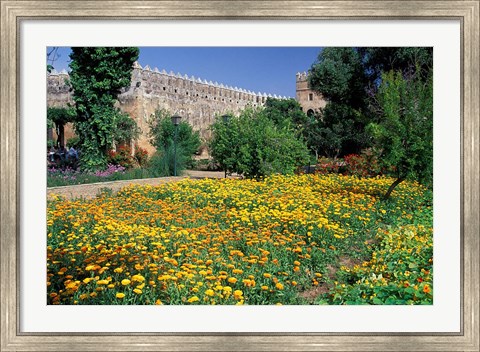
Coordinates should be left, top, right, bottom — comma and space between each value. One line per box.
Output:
307, 48, 370, 157
308, 48, 368, 108
360, 47, 433, 82
307, 47, 433, 159
69, 47, 139, 170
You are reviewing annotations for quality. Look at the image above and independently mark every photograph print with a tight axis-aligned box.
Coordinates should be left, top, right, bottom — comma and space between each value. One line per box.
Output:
46, 46, 433, 305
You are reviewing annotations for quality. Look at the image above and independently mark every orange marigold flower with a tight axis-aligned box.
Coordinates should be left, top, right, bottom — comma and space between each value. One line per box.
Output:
233, 290, 243, 300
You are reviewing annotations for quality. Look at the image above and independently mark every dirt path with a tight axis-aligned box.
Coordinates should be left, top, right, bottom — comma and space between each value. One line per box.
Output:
47, 170, 226, 200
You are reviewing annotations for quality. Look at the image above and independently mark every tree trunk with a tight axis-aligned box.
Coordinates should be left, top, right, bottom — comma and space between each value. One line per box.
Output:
384, 177, 405, 200
58, 123, 65, 148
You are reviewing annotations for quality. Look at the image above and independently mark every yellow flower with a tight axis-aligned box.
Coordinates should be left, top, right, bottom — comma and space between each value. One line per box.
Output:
187, 296, 199, 303
228, 277, 237, 284
114, 267, 123, 273
121, 279, 131, 286
263, 273, 271, 278
133, 288, 143, 294
275, 283, 284, 290
205, 289, 215, 296
96, 279, 109, 285
131, 274, 145, 282
116, 293, 125, 299
261, 285, 268, 291
233, 290, 243, 300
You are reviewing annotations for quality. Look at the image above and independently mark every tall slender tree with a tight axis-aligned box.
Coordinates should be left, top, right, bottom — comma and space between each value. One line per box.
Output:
368, 68, 433, 199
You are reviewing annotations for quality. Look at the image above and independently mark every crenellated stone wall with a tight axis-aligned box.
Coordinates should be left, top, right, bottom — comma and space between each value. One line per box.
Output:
47, 62, 292, 154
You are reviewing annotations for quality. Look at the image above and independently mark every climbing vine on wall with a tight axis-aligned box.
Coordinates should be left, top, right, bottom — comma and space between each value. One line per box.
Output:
69, 47, 139, 171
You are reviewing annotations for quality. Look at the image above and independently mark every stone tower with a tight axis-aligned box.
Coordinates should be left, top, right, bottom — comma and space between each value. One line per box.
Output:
295, 71, 326, 116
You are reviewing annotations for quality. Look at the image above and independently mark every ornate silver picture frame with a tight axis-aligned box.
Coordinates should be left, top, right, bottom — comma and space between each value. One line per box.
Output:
1, 1, 478, 351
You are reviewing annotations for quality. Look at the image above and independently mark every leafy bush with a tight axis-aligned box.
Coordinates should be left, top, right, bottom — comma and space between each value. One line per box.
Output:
133, 145, 149, 168
107, 145, 135, 169
209, 107, 310, 178
113, 112, 141, 146
148, 109, 201, 175
315, 157, 343, 175
148, 144, 187, 178
343, 148, 382, 177
149, 109, 201, 155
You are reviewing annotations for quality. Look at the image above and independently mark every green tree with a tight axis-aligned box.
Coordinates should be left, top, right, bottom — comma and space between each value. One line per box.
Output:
47, 106, 76, 148
308, 48, 370, 157
360, 47, 433, 82
209, 107, 310, 178
308, 47, 433, 158
263, 97, 308, 131
112, 112, 141, 147
68, 47, 139, 170
148, 109, 201, 175
367, 69, 433, 199
149, 109, 201, 156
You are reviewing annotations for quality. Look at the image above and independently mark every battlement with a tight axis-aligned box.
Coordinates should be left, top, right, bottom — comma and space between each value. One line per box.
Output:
296, 71, 308, 82
48, 62, 292, 102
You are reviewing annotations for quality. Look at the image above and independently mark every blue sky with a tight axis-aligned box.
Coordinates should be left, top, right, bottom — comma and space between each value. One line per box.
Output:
47, 47, 321, 97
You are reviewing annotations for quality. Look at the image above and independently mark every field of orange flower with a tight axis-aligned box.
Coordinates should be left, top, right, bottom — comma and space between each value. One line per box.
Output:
47, 174, 432, 305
